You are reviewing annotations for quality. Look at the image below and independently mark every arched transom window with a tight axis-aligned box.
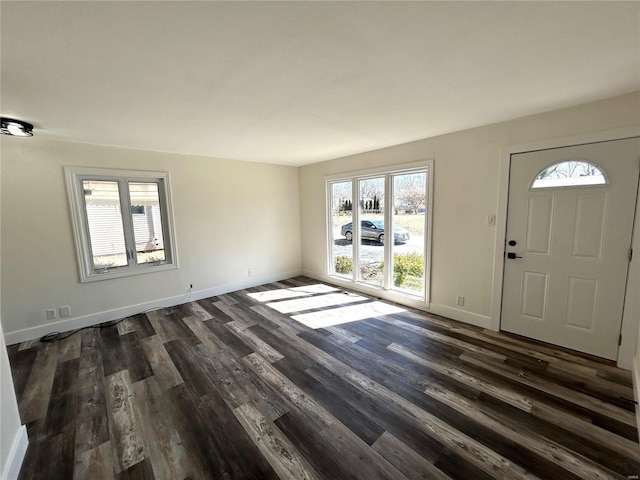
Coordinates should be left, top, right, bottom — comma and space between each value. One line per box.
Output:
531, 159, 607, 189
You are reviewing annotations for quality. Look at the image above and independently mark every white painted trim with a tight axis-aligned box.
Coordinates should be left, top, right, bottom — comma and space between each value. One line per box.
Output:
426, 304, 491, 329
323, 160, 431, 182
620, 172, 640, 370
490, 126, 640, 368
2, 425, 28, 480
3, 269, 301, 345
422, 162, 435, 305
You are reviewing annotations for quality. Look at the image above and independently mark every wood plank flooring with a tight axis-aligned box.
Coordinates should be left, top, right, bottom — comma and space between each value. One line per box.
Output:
7, 276, 640, 479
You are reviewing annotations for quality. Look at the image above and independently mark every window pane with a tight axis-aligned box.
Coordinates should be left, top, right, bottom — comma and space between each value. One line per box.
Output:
129, 182, 166, 264
330, 181, 353, 278
83, 180, 128, 269
359, 177, 385, 287
392, 172, 426, 296
531, 160, 606, 189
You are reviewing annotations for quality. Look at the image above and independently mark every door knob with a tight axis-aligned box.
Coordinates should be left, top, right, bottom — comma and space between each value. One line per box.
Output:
508, 240, 517, 246
507, 252, 522, 259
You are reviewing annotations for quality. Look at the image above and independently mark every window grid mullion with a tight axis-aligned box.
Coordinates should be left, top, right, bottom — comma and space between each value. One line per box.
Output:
78, 175, 98, 271
119, 179, 137, 267
155, 179, 172, 264
383, 174, 392, 290
353, 179, 360, 283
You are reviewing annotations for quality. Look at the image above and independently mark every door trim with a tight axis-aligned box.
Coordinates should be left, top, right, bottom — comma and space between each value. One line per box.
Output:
490, 126, 640, 368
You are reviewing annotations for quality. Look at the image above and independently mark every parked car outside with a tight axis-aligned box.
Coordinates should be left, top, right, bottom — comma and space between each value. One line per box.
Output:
340, 220, 410, 244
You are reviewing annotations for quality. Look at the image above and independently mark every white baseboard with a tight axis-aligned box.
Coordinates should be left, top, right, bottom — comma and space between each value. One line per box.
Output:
4, 269, 301, 345
2, 425, 28, 480
425, 304, 491, 329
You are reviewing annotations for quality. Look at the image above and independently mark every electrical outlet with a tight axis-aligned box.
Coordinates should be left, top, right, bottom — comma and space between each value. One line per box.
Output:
248, 269, 254, 277
486, 215, 496, 226
46, 309, 57, 320
59, 305, 71, 318
456, 295, 465, 306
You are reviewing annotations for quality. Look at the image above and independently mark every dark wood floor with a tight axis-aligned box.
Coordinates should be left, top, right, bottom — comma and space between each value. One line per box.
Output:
7, 277, 640, 479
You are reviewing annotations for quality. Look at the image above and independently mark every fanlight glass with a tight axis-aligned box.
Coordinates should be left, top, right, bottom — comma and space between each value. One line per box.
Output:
531, 160, 606, 189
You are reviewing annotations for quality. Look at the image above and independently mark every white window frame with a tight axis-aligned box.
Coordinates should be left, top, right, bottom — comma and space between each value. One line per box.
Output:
64, 166, 179, 282
325, 160, 434, 305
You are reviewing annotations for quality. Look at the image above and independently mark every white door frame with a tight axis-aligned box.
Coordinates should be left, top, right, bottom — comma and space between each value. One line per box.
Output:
490, 126, 640, 369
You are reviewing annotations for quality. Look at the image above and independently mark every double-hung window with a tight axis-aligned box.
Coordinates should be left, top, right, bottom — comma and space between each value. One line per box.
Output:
65, 167, 178, 282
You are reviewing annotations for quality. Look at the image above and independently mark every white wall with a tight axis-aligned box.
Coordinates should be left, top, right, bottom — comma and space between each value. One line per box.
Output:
0, 153, 28, 480
1, 139, 302, 342
0, 320, 27, 480
299, 92, 640, 362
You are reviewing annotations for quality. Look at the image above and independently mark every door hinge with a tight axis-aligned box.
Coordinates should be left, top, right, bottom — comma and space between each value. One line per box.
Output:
630, 248, 633, 262
619, 333, 623, 346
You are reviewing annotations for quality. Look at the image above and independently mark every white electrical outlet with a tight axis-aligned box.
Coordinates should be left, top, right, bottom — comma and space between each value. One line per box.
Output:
486, 215, 496, 226
248, 269, 254, 277
456, 295, 465, 306
46, 309, 57, 320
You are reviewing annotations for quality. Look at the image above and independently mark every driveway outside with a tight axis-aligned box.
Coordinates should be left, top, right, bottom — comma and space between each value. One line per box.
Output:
332, 227, 424, 265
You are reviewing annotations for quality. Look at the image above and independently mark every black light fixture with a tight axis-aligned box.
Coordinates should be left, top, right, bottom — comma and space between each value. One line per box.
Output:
1, 117, 33, 137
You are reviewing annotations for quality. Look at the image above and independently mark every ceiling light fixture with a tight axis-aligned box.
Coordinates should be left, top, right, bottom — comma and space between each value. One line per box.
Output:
1, 117, 34, 137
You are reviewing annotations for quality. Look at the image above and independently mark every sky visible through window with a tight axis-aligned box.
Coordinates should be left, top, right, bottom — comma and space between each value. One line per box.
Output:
531, 160, 606, 189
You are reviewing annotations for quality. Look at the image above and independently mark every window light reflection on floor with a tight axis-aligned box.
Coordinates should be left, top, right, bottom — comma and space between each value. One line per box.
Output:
248, 283, 406, 329
266, 292, 368, 314
247, 284, 339, 303
291, 301, 405, 329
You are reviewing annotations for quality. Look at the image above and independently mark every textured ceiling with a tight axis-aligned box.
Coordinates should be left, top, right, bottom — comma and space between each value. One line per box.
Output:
1, 1, 638, 166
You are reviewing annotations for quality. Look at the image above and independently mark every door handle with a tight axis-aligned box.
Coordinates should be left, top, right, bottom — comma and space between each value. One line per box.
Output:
506, 252, 522, 259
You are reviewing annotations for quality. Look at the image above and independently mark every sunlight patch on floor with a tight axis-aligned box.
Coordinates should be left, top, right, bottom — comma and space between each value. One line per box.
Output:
291, 301, 405, 329
249, 283, 406, 329
266, 292, 367, 314
248, 289, 312, 302
247, 284, 339, 302
289, 284, 340, 294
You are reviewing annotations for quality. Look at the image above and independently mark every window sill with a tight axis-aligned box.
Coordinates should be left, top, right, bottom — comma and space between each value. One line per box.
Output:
80, 262, 178, 283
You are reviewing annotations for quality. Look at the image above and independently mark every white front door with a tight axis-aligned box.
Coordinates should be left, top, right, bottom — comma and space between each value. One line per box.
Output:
501, 138, 639, 360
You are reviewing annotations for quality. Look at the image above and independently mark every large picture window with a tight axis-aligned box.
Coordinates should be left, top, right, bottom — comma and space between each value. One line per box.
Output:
326, 161, 433, 303
65, 167, 178, 282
